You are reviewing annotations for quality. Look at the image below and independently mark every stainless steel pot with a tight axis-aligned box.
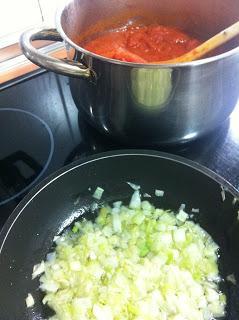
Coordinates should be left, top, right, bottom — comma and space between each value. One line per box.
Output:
20, 0, 239, 145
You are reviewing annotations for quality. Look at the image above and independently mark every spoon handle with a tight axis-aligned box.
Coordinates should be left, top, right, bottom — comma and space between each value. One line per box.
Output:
159, 20, 239, 63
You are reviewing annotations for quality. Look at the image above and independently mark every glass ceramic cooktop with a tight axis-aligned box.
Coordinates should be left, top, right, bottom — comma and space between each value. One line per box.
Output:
0, 71, 239, 228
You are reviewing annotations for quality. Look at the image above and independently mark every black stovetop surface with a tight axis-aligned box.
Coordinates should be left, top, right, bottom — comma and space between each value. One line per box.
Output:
0, 71, 239, 229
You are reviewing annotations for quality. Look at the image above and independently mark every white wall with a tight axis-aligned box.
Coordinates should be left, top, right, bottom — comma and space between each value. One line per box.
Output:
0, 0, 60, 48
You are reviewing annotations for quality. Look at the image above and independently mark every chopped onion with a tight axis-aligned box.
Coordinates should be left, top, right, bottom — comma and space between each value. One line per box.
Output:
173, 228, 186, 243
143, 193, 151, 198
126, 182, 140, 190
93, 304, 113, 320
179, 203, 186, 211
129, 190, 141, 209
25, 293, 35, 308
40, 280, 58, 293
37, 194, 225, 320
112, 213, 122, 233
32, 261, 45, 279
113, 201, 122, 208
53, 235, 60, 243
155, 189, 164, 197
93, 187, 104, 200
176, 209, 188, 222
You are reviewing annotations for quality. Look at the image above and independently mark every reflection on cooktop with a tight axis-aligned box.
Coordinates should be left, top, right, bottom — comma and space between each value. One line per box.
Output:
65, 109, 230, 165
0, 108, 54, 205
64, 113, 117, 164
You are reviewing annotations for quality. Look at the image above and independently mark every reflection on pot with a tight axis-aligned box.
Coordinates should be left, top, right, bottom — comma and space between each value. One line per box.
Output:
131, 68, 173, 109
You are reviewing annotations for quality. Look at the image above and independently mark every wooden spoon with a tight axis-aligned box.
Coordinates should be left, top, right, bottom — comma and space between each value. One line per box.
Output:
157, 20, 239, 64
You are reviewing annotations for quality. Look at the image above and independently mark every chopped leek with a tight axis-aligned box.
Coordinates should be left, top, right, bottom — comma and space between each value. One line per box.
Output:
37, 194, 226, 320
32, 261, 45, 279
26, 293, 35, 308
93, 187, 104, 200
155, 189, 164, 197
126, 182, 141, 190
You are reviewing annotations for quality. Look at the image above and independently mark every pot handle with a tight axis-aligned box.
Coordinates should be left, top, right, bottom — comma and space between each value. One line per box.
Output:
20, 27, 91, 79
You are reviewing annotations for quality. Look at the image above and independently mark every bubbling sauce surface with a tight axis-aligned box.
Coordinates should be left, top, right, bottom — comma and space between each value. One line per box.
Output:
84, 24, 201, 63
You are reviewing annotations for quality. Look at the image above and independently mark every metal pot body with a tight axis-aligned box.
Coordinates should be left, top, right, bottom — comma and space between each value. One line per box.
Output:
70, 53, 239, 145
20, 0, 239, 145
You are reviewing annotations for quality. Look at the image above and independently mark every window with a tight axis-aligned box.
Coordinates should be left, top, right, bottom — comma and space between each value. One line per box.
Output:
0, 0, 65, 84
0, 0, 60, 48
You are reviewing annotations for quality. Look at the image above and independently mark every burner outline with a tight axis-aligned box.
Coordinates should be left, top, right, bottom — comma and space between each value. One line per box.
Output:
0, 108, 54, 206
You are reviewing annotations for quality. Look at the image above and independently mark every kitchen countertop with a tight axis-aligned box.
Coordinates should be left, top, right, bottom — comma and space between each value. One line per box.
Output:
0, 70, 238, 227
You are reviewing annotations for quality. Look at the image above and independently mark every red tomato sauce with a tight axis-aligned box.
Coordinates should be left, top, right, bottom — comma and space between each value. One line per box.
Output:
84, 25, 201, 63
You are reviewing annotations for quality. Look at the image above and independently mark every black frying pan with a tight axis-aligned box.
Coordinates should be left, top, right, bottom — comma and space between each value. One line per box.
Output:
0, 150, 239, 320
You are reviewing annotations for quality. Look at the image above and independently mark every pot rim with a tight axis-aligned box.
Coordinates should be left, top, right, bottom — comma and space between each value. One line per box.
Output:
56, 0, 239, 68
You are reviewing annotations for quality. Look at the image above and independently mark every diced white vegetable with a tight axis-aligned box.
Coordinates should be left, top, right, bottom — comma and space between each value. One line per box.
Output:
208, 301, 225, 318
141, 200, 152, 211
70, 261, 81, 271
111, 207, 120, 215
52, 264, 60, 271
112, 213, 122, 233
53, 235, 60, 242
102, 226, 113, 237
32, 261, 45, 279
143, 193, 152, 198
129, 190, 141, 209
159, 232, 173, 246
26, 293, 35, 308
155, 189, 164, 197
179, 203, 186, 211
89, 251, 97, 260
206, 288, 220, 303
36, 193, 225, 320
176, 210, 189, 222
40, 280, 58, 293
113, 201, 122, 208
93, 187, 104, 200
173, 228, 186, 243
93, 304, 113, 320
191, 208, 199, 213
126, 182, 140, 190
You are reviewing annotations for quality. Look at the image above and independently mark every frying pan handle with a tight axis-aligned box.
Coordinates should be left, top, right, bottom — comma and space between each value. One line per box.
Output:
20, 27, 91, 79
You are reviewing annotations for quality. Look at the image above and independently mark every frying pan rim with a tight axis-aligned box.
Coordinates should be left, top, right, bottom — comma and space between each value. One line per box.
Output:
0, 149, 238, 255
